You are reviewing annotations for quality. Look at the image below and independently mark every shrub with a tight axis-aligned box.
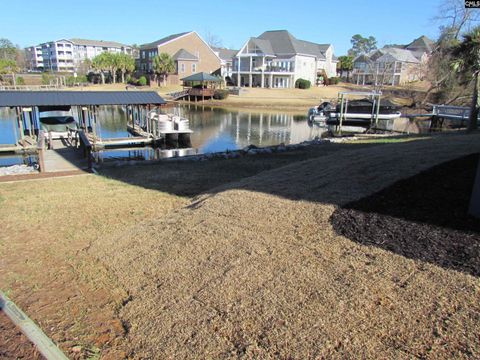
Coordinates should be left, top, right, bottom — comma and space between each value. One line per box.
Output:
213, 89, 229, 100
42, 72, 54, 85
330, 77, 340, 85
16, 76, 25, 85
138, 76, 147, 86
295, 78, 311, 89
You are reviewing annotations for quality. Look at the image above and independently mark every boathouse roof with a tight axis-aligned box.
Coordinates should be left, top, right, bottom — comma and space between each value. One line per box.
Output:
0, 91, 166, 107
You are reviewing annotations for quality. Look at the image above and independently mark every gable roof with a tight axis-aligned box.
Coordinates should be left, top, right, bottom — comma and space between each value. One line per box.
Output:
70, 38, 129, 48
172, 48, 198, 61
405, 35, 434, 53
140, 32, 191, 49
368, 47, 420, 63
213, 47, 238, 61
242, 30, 332, 60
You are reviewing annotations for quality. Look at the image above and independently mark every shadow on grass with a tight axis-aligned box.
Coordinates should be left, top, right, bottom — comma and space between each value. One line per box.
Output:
330, 154, 480, 277
98, 136, 480, 277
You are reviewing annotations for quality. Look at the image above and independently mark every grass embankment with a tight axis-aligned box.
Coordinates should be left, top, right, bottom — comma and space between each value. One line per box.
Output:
71, 82, 425, 111
1, 133, 478, 358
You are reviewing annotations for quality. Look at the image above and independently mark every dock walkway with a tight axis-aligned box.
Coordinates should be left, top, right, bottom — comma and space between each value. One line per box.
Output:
43, 138, 88, 172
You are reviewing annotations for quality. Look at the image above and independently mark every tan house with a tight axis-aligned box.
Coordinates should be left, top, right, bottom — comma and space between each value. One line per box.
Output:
139, 31, 221, 85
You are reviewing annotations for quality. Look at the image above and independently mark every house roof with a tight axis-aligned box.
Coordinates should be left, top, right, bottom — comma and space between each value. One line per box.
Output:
405, 35, 434, 53
213, 47, 238, 61
376, 48, 420, 63
172, 49, 198, 61
0, 91, 166, 107
70, 38, 129, 48
140, 32, 191, 49
181, 72, 221, 82
243, 30, 332, 60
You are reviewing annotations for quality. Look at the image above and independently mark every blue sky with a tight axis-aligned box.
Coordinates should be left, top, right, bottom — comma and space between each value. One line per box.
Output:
2, 0, 443, 55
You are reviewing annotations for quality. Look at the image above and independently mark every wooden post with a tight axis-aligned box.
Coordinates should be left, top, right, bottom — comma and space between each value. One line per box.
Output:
469, 157, 480, 218
37, 131, 46, 172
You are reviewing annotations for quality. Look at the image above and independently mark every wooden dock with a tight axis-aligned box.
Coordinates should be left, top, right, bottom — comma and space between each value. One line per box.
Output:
42, 138, 88, 172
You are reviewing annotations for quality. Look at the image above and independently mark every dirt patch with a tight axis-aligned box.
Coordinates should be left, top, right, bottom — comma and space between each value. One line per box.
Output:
331, 155, 480, 276
0, 310, 44, 359
330, 154, 480, 277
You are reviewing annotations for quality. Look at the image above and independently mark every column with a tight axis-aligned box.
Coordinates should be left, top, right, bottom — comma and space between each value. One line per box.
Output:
237, 57, 241, 87
249, 56, 253, 87
261, 71, 265, 88
270, 74, 273, 88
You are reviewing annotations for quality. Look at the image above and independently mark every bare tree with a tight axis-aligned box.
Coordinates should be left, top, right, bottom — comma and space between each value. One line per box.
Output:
434, 0, 480, 39
204, 32, 223, 48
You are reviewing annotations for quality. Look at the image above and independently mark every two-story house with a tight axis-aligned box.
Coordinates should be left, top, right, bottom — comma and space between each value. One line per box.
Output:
232, 30, 338, 88
139, 31, 222, 85
352, 35, 434, 86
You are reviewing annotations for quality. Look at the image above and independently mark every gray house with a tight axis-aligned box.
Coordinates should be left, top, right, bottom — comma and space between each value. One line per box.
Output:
352, 35, 433, 86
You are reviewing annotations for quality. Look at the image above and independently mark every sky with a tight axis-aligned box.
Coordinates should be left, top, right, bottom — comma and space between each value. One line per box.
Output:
1, 0, 445, 55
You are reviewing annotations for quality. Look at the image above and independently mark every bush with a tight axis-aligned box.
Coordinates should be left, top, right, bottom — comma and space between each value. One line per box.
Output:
295, 78, 311, 89
213, 89, 229, 100
42, 73, 54, 85
138, 76, 147, 86
330, 77, 340, 85
16, 76, 25, 85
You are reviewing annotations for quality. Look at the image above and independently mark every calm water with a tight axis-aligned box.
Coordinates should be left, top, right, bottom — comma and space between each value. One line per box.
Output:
0, 105, 323, 166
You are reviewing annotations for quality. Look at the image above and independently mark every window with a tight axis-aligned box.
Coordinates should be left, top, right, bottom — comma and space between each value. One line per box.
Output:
180, 63, 185, 73
192, 63, 197, 73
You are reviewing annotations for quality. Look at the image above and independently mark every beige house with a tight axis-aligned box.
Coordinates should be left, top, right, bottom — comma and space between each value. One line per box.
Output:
352, 35, 433, 86
139, 32, 221, 85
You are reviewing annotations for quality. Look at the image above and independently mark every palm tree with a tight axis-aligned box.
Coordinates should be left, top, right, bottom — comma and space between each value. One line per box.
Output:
0, 59, 19, 86
338, 55, 353, 82
92, 53, 111, 84
117, 53, 135, 83
452, 26, 480, 131
152, 53, 175, 86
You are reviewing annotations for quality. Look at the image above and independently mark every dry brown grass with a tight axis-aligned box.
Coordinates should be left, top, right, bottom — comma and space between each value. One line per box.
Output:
2, 134, 479, 359
92, 133, 480, 359
0, 175, 186, 358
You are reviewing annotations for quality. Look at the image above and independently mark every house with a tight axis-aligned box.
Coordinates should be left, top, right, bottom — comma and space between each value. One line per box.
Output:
212, 47, 238, 84
232, 30, 338, 88
25, 46, 44, 71
34, 38, 131, 73
352, 35, 434, 86
139, 32, 222, 85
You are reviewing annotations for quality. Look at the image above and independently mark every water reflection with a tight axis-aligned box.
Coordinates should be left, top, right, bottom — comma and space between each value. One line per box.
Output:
0, 105, 325, 165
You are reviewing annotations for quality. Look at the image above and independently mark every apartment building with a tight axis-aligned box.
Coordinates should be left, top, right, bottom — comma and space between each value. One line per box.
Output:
29, 38, 132, 73
25, 45, 44, 71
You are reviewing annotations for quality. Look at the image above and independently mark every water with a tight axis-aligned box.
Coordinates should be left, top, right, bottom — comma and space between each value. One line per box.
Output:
0, 105, 324, 165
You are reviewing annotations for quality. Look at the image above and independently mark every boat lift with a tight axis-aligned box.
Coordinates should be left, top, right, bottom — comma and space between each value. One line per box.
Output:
337, 91, 382, 135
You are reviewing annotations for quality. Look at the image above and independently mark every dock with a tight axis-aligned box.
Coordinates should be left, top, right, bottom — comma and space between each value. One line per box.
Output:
43, 138, 88, 172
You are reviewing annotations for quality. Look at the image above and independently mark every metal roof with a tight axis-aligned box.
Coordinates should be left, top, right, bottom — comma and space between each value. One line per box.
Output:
0, 91, 166, 107
70, 38, 129, 49
181, 72, 222, 82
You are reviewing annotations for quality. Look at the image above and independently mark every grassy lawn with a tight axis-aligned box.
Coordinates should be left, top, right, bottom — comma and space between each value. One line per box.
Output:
1, 133, 478, 358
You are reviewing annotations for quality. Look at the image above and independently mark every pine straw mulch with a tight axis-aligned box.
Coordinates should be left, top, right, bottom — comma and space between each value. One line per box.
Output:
92, 133, 480, 359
